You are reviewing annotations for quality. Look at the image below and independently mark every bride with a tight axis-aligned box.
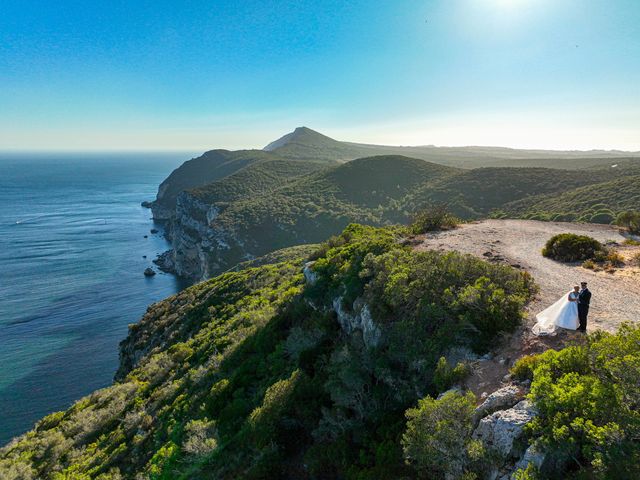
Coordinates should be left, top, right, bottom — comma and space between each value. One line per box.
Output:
533, 285, 580, 335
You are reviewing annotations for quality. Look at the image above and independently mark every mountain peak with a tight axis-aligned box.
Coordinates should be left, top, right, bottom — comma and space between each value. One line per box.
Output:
263, 126, 337, 151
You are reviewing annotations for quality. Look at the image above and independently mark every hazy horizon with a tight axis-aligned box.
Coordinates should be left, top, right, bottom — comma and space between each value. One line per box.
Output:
1, 125, 640, 154
2, 0, 639, 151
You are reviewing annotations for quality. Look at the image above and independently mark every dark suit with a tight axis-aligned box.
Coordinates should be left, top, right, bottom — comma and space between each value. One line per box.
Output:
577, 288, 591, 331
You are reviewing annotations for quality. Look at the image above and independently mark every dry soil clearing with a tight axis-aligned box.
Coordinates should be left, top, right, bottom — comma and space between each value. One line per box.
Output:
414, 219, 640, 395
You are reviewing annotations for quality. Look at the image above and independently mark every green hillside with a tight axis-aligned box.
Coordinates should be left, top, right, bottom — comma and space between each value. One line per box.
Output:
152, 149, 267, 212
401, 167, 627, 218
499, 175, 640, 223
204, 156, 458, 262
189, 159, 332, 206
151, 149, 335, 215
0, 224, 536, 479
4, 223, 638, 479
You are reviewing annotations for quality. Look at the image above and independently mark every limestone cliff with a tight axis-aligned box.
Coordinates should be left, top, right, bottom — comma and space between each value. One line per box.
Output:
160, 192, 242, 281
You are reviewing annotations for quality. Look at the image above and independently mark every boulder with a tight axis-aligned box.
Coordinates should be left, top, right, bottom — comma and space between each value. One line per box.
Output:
143, 268, 156, 277
473, 385, 522, 425
332, 296, 381, 348
153, 251, 175, 274
473, 400, 536, 458
150, 228, 159, 234
303, 261, 318, 285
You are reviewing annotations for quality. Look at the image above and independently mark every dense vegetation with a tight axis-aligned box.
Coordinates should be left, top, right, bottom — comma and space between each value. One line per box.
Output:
189, 159, 331, 206
500, 176, 640, 223
404, 167, 623, 219
194, 156, 459, 267
541, 233, 605, 263
410, 205, 459, 234
0, 224, 536, 479
151, 126, 640, 218
511, 324, 640, 479
151, 148, 335, 214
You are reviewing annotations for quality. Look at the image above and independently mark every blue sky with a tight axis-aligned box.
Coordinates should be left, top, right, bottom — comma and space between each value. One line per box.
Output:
1, 0, 639, 150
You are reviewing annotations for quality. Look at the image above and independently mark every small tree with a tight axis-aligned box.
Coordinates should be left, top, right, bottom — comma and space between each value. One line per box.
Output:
402, 391, 478, 479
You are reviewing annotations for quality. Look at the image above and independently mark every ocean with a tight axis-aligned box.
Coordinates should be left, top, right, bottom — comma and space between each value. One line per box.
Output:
0, 152, 195, 445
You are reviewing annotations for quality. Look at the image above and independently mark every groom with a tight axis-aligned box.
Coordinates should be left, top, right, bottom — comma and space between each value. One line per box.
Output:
577, 282, 591, 332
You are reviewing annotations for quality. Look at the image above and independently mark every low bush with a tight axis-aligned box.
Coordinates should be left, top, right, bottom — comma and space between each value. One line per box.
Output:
410, 205, 459, 234
616, 211, 640, 234
603, 250, 625, 268
433, 357, 471, 392
510, 354, 541, 381
542, 233, 605, 263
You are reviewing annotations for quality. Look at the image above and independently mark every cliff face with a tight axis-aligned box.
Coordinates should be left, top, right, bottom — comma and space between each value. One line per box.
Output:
161, 192, 241, 281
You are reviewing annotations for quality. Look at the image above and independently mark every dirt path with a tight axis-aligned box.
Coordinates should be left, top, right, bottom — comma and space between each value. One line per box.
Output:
414, 219, 640, 396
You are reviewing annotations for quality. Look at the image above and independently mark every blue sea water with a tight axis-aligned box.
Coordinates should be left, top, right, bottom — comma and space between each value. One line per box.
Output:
0, 152, 195, 445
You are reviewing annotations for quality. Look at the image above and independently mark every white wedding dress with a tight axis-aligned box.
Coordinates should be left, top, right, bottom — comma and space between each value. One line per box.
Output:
533, 291, 579, 335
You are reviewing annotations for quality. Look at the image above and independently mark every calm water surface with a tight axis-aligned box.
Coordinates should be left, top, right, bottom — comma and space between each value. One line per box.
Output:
0, 153, 195, 444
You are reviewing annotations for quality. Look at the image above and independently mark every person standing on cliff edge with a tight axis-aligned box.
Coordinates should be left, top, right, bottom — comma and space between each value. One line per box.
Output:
577, 281, 591, 332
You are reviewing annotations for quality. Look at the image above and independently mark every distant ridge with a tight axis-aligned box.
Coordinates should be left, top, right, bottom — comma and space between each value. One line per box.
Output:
262, 126, 640, 168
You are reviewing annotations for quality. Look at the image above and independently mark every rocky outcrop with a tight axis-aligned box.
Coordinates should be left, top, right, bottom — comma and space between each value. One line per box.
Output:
332, 296, 381, 348
303, 261, 318, 285
473, 400, 536, 458
473, 385, 523, 425
302, 262, 382, 347
165, 192, 242, 282
143, 268, 156, 277
153, 250, 175, 274
467, 381, 547, 479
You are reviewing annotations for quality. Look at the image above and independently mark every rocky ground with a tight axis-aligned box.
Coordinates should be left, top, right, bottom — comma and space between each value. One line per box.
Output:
414, 219, 640, 398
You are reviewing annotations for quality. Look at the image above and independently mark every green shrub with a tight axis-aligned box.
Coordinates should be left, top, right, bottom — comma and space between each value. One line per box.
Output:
402, 391, 477, 479
433, 357, 471, 392
542, 233, 605, 262
510, 354, 541, 381
616, 211, 640, 234
590, 211, 615, 224
410, 205, 459, 234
